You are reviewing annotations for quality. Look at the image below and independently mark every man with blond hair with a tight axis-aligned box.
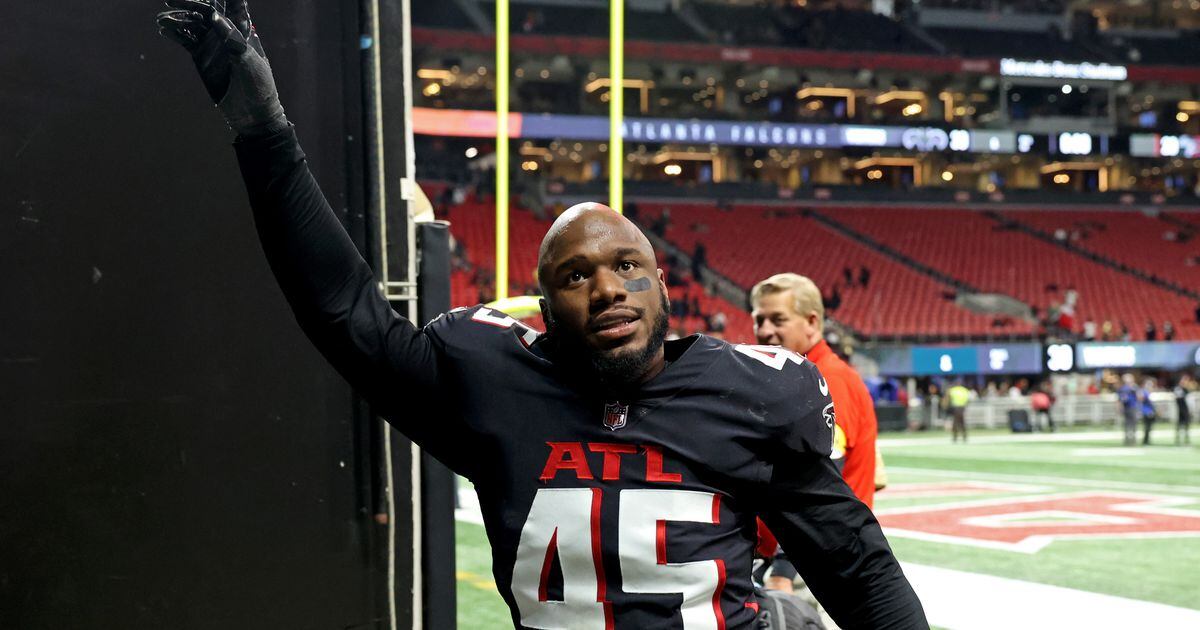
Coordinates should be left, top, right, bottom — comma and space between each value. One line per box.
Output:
751, 274, 880, 601
751, 273, 878, 507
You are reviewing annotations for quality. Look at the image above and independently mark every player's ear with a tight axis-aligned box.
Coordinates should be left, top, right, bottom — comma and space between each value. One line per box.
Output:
657, 268, 670, 305
539, 297, 553, 332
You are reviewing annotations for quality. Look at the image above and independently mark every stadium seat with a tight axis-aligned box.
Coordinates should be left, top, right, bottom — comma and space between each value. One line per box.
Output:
829, 207, 1199, 340
638, 203, 1031, 339
1003, 209, 1200, 292
431, 185, 755, 343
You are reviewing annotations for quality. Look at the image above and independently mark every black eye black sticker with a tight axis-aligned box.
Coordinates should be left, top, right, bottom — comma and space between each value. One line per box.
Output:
624, 277, 652, 292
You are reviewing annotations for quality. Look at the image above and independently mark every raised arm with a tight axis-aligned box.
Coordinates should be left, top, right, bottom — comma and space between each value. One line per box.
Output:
157, 1, 449, 433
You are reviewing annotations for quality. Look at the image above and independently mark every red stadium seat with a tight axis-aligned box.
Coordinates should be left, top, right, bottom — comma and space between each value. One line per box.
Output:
433, 188, 756, 343
830, 207, 1199, 340
639, 203, 1031, 338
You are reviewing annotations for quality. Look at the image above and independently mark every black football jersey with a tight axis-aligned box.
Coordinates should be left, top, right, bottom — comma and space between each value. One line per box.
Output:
424, 305, 835, 629
233, 126, 927, 630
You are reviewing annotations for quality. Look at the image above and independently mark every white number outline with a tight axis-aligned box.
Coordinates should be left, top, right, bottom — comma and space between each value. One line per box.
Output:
733, 344, 807, 371
471, 307, 540, 347
512, 488, 727, 629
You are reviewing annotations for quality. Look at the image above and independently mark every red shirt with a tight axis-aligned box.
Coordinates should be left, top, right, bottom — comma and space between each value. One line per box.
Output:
806, 339, 878, 508
755, 339, 880, 559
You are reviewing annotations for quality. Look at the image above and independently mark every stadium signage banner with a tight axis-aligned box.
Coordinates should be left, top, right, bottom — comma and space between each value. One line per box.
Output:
1074, 342, 1200, 370
865, 343, 1043, 376
1129, 133, 1200, 158
532, 113, 843, 148
999, 58, 1129, 82
414, 108, 1108, 156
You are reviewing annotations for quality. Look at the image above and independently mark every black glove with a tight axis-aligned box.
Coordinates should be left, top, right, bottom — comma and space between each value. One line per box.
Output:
157, 0, 288, 138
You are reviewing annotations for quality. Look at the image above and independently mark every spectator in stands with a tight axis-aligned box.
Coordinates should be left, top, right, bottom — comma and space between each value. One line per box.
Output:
1065, 286, 1078, 309
651, 208, 671, 237
708, 311, 727, 334
1118, 374, 1140, 446
859, 266, 871, 289
1045, 302, 1062, 335
946, 381, 972, 443
670, 290, 687, 318
1030, 382, 1056, 433
1119, 321, 1132, 341
667, 266, 687, 288
1141, 379, 1158, 445
1145, 321, 1158, 341
520, 8, 543, 33
826, 285, 842, 312
1083, 318, 1097, 341
1101, 320, 1115, 341
1163, 321, 1176, 341
1175, 375, 1193, 446
1196, 302, 1200, 324
1058, 303, 1076, 335
691, 242, 707, 281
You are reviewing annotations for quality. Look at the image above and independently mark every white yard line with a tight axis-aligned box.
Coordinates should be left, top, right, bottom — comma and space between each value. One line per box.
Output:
903, 562, 1200, 630
881, 450, 1200, 472
885, 466, 1200, 495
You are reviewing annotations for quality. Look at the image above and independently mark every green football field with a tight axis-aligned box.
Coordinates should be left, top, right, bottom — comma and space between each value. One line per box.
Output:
455, 427, 1200, 628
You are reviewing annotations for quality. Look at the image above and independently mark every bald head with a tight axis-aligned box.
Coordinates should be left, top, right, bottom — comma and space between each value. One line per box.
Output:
534, 201, 670, 387
537, 202, 656, 291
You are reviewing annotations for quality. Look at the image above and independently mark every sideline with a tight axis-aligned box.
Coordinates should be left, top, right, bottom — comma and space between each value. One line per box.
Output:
880, 430, 1123, 447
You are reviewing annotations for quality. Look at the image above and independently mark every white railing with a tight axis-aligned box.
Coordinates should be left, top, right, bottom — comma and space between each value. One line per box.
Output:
907, 392, 1197, 429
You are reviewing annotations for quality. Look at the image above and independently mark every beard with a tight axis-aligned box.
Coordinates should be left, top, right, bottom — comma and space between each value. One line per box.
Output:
544, 289, 671, 389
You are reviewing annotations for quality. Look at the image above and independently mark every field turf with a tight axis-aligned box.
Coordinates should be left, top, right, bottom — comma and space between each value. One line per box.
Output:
456, 427, 1200, 627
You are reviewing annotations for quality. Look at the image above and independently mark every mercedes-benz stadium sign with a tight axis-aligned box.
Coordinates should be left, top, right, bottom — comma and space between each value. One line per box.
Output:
1000, 58, 1128, 82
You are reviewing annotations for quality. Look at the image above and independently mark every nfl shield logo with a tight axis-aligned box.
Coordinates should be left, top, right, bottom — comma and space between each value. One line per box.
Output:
603, 402, 629, 431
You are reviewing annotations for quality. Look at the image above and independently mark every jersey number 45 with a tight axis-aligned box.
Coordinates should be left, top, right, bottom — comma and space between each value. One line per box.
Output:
512, 488, 726, 630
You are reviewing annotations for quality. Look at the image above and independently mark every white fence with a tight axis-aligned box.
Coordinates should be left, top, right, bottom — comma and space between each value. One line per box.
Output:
908, 392, 1197, 430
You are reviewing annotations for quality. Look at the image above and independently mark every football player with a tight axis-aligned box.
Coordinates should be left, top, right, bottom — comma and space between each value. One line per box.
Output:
156, 3, 926, 627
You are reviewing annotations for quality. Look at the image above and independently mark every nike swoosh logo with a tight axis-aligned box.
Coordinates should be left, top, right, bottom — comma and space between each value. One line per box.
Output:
818, 378, 829, 397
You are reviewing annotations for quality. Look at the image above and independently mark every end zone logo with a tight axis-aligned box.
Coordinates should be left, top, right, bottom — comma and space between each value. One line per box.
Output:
878, 492, 1200, 553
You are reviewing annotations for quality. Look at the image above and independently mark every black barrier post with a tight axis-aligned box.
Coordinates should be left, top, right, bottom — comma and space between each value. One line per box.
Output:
416, 221, 457, 629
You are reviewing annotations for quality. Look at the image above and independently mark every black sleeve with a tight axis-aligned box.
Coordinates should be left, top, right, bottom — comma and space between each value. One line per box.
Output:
759, 454, 927, 629
232, 125, 461, 462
